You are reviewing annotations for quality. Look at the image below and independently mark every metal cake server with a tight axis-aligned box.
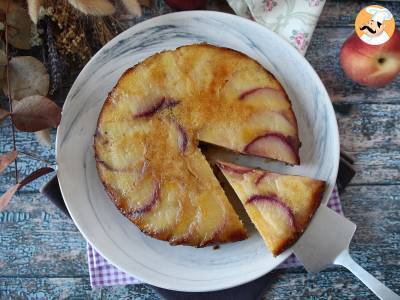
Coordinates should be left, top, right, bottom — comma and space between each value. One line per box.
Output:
293, 205, 399, 300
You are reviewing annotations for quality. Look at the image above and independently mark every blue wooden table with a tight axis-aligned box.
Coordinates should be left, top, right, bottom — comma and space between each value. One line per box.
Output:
1, 1, 399, 298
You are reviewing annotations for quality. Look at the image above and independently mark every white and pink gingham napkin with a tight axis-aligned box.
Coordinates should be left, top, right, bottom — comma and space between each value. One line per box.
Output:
88, 186, 341, 287
88, 0, 330, 287
227, 0, 326, 54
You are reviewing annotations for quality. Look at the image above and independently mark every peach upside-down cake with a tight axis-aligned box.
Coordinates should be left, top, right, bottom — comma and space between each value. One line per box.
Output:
217, 161, 325, 256
94, 44, 310, 248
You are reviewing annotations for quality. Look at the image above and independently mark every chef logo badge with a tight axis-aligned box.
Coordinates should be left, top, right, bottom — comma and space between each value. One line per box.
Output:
355, 5, 395, 45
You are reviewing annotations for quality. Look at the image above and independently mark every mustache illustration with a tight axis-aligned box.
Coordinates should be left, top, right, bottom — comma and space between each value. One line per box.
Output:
360, 25, 376, 34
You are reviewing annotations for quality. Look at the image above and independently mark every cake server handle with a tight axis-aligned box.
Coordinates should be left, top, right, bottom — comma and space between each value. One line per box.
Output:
334, 249, 399, 300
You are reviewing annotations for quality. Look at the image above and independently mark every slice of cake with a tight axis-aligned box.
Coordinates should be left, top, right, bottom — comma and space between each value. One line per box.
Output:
217, 161, 325, 255
95, 44, 300, 246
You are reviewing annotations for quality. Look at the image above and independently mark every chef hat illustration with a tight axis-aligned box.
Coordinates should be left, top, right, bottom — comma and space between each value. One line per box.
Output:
365, 7, 393, 24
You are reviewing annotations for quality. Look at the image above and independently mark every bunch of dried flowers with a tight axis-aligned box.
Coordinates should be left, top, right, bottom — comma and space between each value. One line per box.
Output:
0, 0, 152, 211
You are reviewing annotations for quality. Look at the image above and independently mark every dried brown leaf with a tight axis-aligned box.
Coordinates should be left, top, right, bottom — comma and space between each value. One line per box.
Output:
12, 95, 61, 132
0, 183, 20, 211
0, 167, 54, 212
68, 0, 116, 16
27, 0, 42, 24
6, 5, 33, 50
122, 0, 142, 16
138, 0, 152, 8
19, 167, 54, 187
0, 108, 9, 124
2, 56, 49, 101
0, 150, 17, 173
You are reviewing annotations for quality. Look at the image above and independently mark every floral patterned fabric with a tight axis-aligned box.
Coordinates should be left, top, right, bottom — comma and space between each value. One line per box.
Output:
227, 0, 326, 54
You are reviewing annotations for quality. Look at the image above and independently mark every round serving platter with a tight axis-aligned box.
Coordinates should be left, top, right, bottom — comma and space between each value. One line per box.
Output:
56, 11, 339, 292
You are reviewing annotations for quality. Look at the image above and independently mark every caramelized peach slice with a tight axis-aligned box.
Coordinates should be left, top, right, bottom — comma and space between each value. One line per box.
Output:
98, 164, 160, 215
246, 194, 296, 254
94, 121, 149, 171
216, 161, 253, 175
133, 97, 179, 118
95, 159, 147, 175
176, 122, 188, 152
136, 181, 183, 240
245, 111, 296, 137
220, 67, 282, 100
244, 133, 300, 165
254, 172, 279, 186
169, 197, 198, 245
191, 192, 227, 246
168, 118, 188, 153
239, 87, 290, 111
127, 178, 160, 215
247, 194, 296, 229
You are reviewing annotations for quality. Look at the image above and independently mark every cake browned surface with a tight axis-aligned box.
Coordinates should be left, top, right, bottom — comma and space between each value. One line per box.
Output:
94, 44, 300, 246
218, 161, 325, 255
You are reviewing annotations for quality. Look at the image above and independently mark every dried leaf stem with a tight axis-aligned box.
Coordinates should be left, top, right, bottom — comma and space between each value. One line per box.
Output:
5, 0, 18, 184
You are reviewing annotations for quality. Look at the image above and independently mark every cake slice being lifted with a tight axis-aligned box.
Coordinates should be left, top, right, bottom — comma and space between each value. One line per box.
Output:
217, 161, 325, 256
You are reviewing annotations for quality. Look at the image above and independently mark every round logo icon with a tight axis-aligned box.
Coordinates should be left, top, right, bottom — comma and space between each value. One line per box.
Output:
355, 5, 395, 45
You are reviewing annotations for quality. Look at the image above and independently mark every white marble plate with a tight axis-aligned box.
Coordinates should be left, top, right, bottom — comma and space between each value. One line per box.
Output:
56, 11, 339, 292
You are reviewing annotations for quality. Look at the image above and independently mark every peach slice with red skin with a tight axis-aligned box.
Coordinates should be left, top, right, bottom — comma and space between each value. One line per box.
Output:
239, 87, 290, 111
255, 173, 267, 185
133, 97, 179, 118
97, 162, 161, 217
136, 181, 183, 240
169, 194, 227, 247
94, 125, 148, 173
246, 194, 297, 254
247, 194, 297, 231
128, 179, 160, 216
169, 197, 198, 245
96, 158, 147, 174
255, 172, 279, 185
176, 122, 188, 152
168, 118, 188, 153
216, 161, 253, 175
244, 133, 300, 165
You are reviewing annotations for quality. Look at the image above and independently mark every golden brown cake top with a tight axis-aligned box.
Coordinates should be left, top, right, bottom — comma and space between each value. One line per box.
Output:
94, 44, 300, 247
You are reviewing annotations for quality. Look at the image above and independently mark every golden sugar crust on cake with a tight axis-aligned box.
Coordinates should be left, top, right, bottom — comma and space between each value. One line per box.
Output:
217, 161, 325, 255
95, 44, 300, 246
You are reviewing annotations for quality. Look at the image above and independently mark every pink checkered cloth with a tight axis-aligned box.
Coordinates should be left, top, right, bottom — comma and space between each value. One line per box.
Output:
87, 186, 342, 287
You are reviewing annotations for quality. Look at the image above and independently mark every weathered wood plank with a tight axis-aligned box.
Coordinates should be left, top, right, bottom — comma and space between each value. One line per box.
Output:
348, 149, 400, 185
101, 284, 160, 299
0, 192, 87, 277
262, 265, 399, 299
337, 104, 400, 151
336, 103, 400, 185
0, 277, 101, 299
318, 1, 400, 27
306, 27, 400, 104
